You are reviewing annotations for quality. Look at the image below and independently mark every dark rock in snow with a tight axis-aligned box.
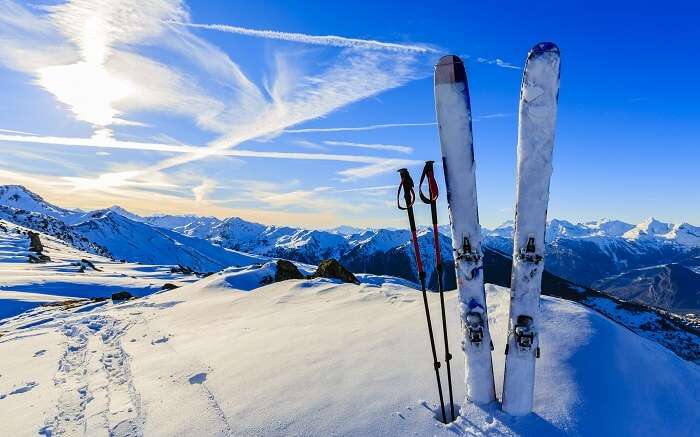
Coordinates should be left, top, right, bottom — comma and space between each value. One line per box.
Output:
76, 258, 101, 272
161, 283, 179, 291
26, 231, 50, 263
111, 291, 133, 301
27, 231, 43, 252
275, 260, 304, 282
310, 259, 359, 284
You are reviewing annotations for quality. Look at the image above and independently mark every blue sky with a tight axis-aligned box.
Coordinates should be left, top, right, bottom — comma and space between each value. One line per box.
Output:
0, 0, 698, 229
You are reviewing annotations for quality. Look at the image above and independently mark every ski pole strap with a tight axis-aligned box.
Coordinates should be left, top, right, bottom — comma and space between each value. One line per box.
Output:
397, 168, 416, 211
419, 160, 439, 204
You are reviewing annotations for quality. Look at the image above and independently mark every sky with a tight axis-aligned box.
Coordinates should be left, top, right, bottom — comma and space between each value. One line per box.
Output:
0, 0, 699, 229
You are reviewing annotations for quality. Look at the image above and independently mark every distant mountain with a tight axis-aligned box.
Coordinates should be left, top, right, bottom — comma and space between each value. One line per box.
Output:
0, 185, 82, 223
0, 205, 109, 256
486, 218, 700, 299
327, 225, 367, 235
73, 210, 264, 272
144, 215, 223, 239
593, 263, 700, 313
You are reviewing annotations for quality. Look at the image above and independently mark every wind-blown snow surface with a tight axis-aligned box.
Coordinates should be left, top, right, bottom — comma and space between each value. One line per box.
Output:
1, 273, 698, 436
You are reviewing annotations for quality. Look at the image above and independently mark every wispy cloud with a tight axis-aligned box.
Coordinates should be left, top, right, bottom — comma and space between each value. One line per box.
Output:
284, 113, 511, 135
333, 185, 395, 193
0, 127, 39, 135
284, 122, 436, 133
171, 21, 437, 54
324, 140, 413, 154
0, 132, 408, 165
337, 159, 419, 181
192, 178, 216, 203
475, 57, 520, 70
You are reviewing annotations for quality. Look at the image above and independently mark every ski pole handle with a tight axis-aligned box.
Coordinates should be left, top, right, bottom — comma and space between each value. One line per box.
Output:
419, 160, 440, 204
419, 161, 442, 267
397, 168, 425, 278
397, 168, 416, 210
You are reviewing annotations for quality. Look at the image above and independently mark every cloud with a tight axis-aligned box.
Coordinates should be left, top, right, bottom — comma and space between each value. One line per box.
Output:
292, 139, 327, 151
0, 127, 39, 136
337, 159, 419, 181
475, 56, 520, 70
324, 140, 413, 154
0, 132, 408, 164
334, 185, 394, 193
284, 122, 436, 133
282, 114, 510, 135
192, 178, 216, 203
0, 0, 432, 213
172, 21, 437, 54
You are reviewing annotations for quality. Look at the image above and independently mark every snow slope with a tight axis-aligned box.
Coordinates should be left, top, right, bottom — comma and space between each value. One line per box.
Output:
0, 220, 199, 320
1, 273, 698, 436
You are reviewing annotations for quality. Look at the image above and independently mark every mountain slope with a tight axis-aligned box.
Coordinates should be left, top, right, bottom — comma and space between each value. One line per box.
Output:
0, 185, 79, 222
594, 263, 700, 313
0, 206, 109, 256
0, 277, 698, 436
73, 211, 266, 272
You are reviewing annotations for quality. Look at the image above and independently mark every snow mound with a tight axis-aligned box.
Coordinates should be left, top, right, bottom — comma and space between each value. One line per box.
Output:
1, 279, 698, 436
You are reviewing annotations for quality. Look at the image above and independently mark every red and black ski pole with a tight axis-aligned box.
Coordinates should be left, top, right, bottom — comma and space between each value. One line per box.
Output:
397, 167, 447, 424
419, 160, 455, 422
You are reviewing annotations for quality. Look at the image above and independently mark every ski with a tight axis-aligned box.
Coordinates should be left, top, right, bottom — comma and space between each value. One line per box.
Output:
419, 160, 455, 421
502, 42, 561, 416
434, 55, 496, 404
397, 168, 448, 424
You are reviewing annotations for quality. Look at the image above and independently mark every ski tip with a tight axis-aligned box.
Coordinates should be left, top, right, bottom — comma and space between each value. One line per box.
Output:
435, 55, 466, 84
529, 42, 559, 57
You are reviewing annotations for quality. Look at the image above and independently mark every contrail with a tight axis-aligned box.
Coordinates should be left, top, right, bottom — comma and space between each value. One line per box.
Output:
0, 133, 418, 165
324, 140, 413, 154
169, 21, 437, 54
284, 122, 437, 133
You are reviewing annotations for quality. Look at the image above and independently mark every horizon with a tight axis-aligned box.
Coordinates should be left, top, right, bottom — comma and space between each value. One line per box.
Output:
3, 183, 698, 231
1, 1, 699, 229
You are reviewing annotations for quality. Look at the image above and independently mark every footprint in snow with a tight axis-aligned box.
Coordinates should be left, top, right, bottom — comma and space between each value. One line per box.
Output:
188, 372, 207, 384
151, 335, 170, 345
0, 381, 38, 399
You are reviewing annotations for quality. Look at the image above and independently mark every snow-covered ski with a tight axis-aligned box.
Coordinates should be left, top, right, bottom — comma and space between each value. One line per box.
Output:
434, 55, 496, 404
502, 42, 561, 416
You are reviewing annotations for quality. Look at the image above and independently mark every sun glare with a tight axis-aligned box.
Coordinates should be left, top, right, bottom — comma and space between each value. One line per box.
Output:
35, 17, 134, 127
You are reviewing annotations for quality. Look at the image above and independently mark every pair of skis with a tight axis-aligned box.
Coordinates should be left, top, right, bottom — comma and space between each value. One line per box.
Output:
397, 163, 455, 424
433, 43, 561, 416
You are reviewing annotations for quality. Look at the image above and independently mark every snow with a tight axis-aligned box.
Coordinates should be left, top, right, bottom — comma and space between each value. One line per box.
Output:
0, 221, 199, 321
1, 276, 698, 436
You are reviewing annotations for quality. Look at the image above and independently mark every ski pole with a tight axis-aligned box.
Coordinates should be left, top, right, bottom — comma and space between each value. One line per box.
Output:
419, 160, 455, 422
397, 168, 447, 424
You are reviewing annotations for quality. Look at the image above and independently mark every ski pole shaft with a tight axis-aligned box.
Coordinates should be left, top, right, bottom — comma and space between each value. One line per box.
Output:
397, 168, 447, 424
419, 161, 455, 421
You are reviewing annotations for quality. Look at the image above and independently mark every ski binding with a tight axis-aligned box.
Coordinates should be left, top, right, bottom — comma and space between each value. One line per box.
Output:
514, 315, 535, 350
516, 233, 543, 264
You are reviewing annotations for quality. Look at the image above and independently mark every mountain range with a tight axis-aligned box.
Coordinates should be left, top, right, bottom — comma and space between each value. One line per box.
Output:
1, 184, 699, 314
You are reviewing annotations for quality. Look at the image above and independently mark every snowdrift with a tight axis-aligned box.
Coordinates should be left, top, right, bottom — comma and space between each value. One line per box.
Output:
0, 272, 698, 436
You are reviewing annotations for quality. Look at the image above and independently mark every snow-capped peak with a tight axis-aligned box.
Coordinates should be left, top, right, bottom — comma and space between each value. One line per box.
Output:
107, 205, 143, 222
637, 217, 672, 235
0, 185, 74, 220
622, 218, 700, 248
